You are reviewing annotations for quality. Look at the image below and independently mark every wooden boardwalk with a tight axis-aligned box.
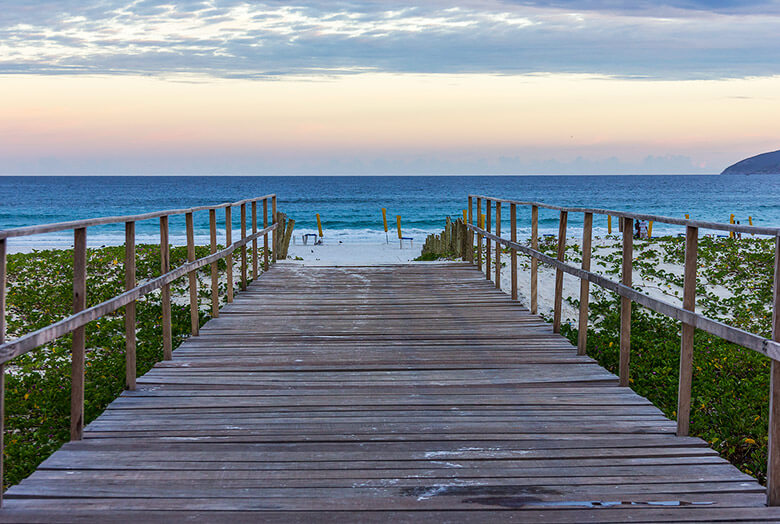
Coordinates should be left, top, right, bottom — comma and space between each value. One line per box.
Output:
3, 263, 779, 522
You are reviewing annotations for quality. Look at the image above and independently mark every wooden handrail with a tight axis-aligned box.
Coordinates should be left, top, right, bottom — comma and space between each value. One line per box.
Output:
470, 224, 780, 361
0, 195, 276, 240
466, 195, 780, 505
468, 194, 780, 236
0, 223, 276, 365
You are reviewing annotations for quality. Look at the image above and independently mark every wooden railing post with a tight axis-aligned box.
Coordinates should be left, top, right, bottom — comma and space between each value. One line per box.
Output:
767, 235, 780, 505
486, 200, 492, 281
578, 213, 593, 355
209, 209, 219, 318
225, 206, 234, 303
476, 197, 483, 271
467, 196, 474, 264
240, 203, 248, 291
272, 196, 278, 264
495, 201, 501, 289
0, 237, 6, 506
619, 217, 633, 387
160, 216, 172, 361
553, 211, 568, 333
251, 201, 259, 278
531, 205, 539, 315
677, 225, 699, 436
263, 198, 270, 271
124, 222, 136, 390
185, 212, 199, 337
510, 203, 517, 300
71, 227, 87, 441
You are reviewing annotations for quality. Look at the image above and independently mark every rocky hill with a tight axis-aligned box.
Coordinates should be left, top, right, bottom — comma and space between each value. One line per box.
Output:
721, 149, 780, 175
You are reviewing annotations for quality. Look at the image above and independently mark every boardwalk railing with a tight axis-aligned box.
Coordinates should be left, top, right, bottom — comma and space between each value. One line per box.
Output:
0, 194, 281, 505
466, 194, 780, 505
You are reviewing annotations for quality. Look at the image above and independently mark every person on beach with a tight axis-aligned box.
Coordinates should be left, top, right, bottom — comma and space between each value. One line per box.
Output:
634, 220, 641, 239
736, 221, 742, 239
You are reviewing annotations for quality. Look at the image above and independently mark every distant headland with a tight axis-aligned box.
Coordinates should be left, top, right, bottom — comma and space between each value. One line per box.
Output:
721, 149, 780, 175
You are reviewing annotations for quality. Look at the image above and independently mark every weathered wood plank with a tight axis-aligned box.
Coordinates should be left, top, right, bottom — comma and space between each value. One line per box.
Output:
3, 263, 774, 521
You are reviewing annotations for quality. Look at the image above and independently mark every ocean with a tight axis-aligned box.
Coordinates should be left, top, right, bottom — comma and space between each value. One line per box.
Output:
0, 174, 777, 249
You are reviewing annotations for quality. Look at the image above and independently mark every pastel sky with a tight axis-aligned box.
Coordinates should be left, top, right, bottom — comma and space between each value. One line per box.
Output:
2, 1, 780, 174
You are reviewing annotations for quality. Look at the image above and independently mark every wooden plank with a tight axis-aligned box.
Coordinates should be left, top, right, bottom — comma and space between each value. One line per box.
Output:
4, 264, 775, 521
124, 222, 136, 390
620, 217, 633, 387
578, 212, 592, 355
553, 211, 567, 333
70, 227, 87, 441
160, 216, 172, 361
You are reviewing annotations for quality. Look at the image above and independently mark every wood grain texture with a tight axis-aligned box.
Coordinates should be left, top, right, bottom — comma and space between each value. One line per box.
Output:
160, 216, 172, 361
124, 222, 137, 390
677, 225, 698, 436
4, 263, 778, 520
620, 218, 633, 387
70, 228, 87, 441
185, 213, 199, 337
553, 211, 567, 333
578, 213, 592, 355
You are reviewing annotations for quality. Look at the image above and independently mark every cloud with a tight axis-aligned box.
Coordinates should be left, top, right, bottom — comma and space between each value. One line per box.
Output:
1, 1, 780, 79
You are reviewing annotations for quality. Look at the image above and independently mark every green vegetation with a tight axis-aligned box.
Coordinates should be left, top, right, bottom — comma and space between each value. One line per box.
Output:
556, 236, 774, 483
2, 244, 253, 489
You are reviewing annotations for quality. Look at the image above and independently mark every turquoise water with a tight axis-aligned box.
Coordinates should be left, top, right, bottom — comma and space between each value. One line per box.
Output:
0, 175, 777, 248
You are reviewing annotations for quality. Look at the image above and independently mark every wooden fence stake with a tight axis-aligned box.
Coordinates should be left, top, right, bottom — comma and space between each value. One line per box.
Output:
767, 235, 780, 505
263, 198, 269, 271
124, 222, 136, 389
677, 225, 698, 436
476, 197, 483, 271
578, 212, 593, 355
531, 205, 539, 315
71, 227, 87, 441
209, 209, 219, 318
553, 211, 568, 333
160, 216, 172, 361
251, 201, 259, 278
486, 200, 492, 281
225, 206, 234, 303
185, 212, 198, 337
495, 202, 501, 289
510, 203, 517, 300
272, 196, 278, 263
240, 203, 247, 291
467, 196, 474, 264
0, 238, 6, 506
619, 217, 633, 387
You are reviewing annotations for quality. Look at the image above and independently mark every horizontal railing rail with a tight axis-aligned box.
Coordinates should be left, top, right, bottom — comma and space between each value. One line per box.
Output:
465, 193, 780, 506
469, 194, 780, 236
0, 195, 275, 240
0, 223, 276, 364
0, 194, 281, 507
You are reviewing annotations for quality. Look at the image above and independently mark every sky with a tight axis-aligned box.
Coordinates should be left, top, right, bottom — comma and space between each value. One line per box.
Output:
2, 1, 780, 175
